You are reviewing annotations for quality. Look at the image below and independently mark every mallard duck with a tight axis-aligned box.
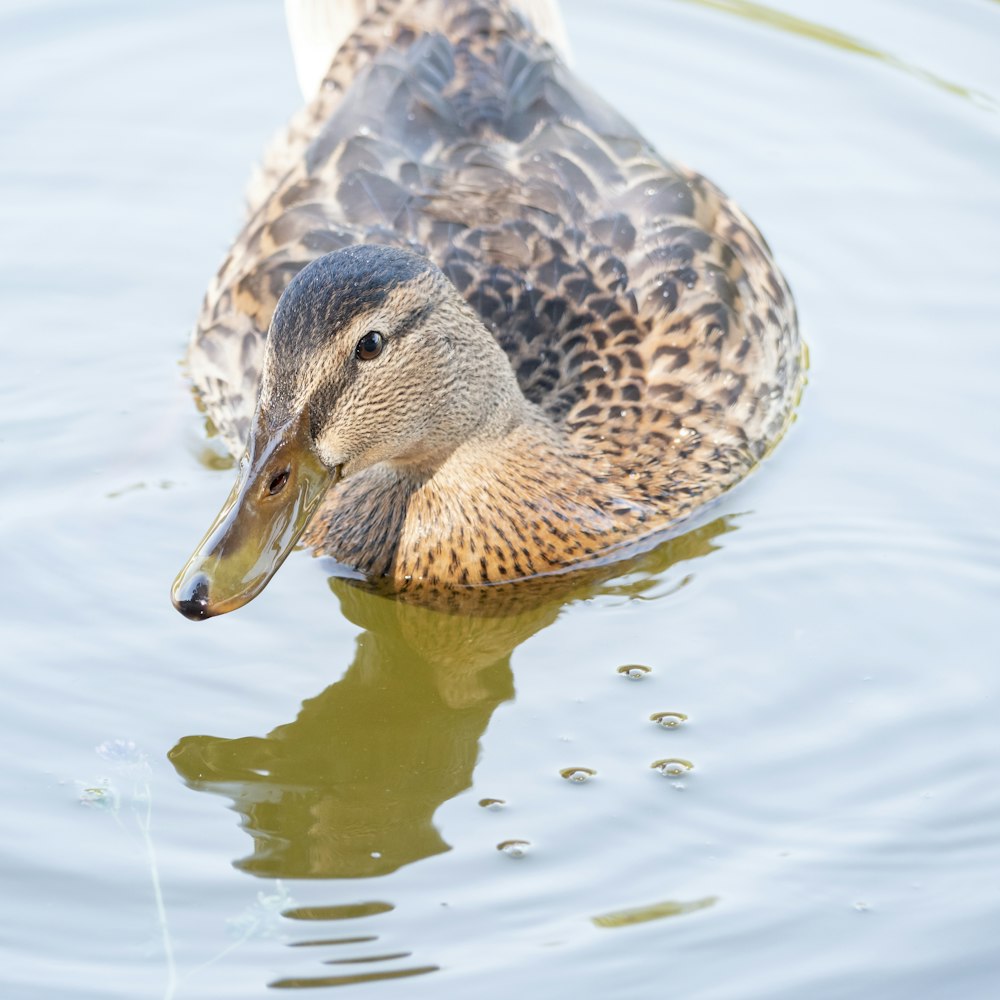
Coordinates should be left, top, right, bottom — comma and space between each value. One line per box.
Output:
172, 0, 803, 620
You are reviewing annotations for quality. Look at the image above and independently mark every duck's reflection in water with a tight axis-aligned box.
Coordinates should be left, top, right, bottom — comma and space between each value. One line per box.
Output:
169, 516, 732, 880
170, 588, 520, 878
168, 517, 732, 983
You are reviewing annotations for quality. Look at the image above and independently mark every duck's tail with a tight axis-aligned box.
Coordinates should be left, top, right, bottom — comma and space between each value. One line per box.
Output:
284, 0, 570, 99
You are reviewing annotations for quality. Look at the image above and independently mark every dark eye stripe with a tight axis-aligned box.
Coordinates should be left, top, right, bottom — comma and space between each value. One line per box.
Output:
356, 331, 385, 360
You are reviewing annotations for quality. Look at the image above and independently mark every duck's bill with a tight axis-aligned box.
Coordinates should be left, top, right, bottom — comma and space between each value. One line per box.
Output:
171, 411, 339, 620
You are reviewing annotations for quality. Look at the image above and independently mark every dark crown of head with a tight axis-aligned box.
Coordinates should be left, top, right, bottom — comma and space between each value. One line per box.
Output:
270, 245, 436, 354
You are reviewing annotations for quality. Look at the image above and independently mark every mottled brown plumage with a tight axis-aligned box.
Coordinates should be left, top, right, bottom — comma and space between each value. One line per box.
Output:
182, 0, 803, 605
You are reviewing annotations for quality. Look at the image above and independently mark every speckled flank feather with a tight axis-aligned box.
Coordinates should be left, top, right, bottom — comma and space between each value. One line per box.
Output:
188, 0, 802, 591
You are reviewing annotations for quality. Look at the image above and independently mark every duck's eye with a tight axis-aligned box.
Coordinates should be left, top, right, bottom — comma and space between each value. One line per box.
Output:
267, 469, 290, 496
355, 330, 385, 361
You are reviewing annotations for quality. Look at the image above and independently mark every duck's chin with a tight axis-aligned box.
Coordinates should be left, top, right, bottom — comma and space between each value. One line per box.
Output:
171, 411, 341, 620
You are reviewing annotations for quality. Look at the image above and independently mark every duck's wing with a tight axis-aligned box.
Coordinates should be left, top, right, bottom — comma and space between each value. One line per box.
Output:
284, 0, 569, 102
420, 119, 801, 514
192, 0, 802, 510
248, 0, 570, 215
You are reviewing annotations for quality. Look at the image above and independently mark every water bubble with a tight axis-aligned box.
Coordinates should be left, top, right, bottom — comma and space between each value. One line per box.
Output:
617, 664, 652, 680
478, 798, 506, 810
559, 767, 596, 783
650, 711, 688, 729
651, 758, 694, 778
95, 739, 145, 765
226, 884, 294, 940
497, 839, 530, 858
77, 779, 118, 810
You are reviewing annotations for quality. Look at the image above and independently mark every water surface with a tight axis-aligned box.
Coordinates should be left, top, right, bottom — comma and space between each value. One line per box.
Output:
2, 1, 999, 997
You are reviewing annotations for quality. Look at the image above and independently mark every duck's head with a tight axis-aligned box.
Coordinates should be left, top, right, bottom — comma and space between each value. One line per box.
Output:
171, 244, 524, 620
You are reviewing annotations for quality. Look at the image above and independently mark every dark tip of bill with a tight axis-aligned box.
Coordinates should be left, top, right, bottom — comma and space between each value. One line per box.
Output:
172, 573, 213, 621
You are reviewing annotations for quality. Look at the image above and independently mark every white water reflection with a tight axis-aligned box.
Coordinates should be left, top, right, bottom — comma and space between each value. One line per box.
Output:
2, 2, 999, 998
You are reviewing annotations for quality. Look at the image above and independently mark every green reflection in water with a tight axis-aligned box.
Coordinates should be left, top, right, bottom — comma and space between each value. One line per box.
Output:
170, 603, 514, 879
674, 0, 997, 111
288, 935, 378, 948
270, 965, 440, 990
169, 516, 734, 882
283, 902, 394, 920
192, 440, 236, 472
592, 895, 718, 928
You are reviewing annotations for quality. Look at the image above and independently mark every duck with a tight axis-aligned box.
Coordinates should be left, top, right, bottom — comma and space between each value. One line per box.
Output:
172, 0, 804, 620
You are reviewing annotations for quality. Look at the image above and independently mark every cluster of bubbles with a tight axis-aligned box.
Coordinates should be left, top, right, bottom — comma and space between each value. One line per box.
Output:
486, 663, 695, 858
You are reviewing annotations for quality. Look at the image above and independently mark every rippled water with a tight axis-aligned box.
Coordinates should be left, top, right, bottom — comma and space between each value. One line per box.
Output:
3, 1, 999, 997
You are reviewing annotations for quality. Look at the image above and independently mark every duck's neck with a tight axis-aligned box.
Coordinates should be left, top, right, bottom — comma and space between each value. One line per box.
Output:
386, 349, 534, 481
306, 409, 652, 587
300, 284, 656, 585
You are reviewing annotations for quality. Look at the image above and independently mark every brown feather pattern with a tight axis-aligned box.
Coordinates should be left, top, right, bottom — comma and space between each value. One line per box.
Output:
187, 0, 803, 593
